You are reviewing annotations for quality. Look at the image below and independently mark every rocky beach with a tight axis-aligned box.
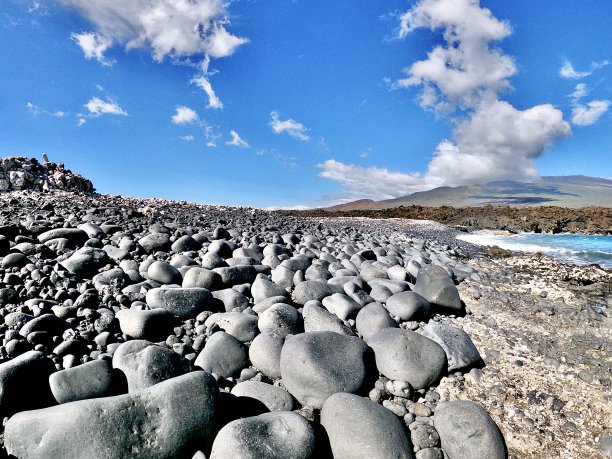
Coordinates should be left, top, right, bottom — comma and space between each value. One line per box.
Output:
0, 159, 609, 457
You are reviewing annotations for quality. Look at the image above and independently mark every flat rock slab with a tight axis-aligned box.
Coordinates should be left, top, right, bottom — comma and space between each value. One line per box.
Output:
321, 392, 414, 459
434, 401, 506, 459
369, 328, 447, 390
280, 331, 371, 409
210, 411, 317, 459
4, 371, 219, 459
146, 287, 213, 319
422, 322, 482, 372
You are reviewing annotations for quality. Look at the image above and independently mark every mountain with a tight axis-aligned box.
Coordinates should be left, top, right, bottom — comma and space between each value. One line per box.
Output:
325, 176, 612, 210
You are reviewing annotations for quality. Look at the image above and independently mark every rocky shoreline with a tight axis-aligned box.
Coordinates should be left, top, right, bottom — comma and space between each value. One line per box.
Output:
283, 205, 612, 235
0, 190, 609, 458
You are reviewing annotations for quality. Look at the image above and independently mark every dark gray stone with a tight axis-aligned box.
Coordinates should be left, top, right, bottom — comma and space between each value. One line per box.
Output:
251, 274, 289, 304
249, 332, 284, 380
138, 232, 171, 253
5, 371, 219, 459
231, 381, 295, 411
322, 293, 363, 320
205, 312, 259, 342
210, 411, 317, 459
321, 392, 414, 459
112, 340, 184, 392
182, 267, 221, 290
60, 247, 109, 277
2, 252, 30, 268
146, 287, 213, 319
303, 300, 354, 336
212, 288, 249, 312
385, 291, 431, 322
291, 280, 342, 305
369, 328, 447, 390
258, 303, 302, 337
213, 265, 257, 285
171, 235, 202, 252
0, 350, 55, 418
355, 302, 398, 342
195, 331, 249, 378
116, 308, 174, 341
38, 228, 89, 246
434, 401, 505, 459
413, 265, 462, 311
422, 322, 483, 372
280, 331, 371, 408
147, 260, 183, 285
49, 359, 113, 403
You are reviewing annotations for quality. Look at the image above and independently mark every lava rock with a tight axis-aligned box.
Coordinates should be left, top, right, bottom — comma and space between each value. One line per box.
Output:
422, 322, 483, 372
385, 291, 431, 322
413, 265, 462, 312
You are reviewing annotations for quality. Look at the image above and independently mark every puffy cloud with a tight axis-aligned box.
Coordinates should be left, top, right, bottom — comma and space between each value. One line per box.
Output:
191, 76, 223, 109
270, 111, 310, 141
426, 100, 570, 184
171, 106, 198, 124
571, 100, 610, 126
180, 135, 194, 141
559, 60, 609, 79
84, 96, 128, 116
71, 32, 114, 66
396, 0, 515, 112
317, 159, 435, 202
226, 130, 249, 148
59, 0, 247, 61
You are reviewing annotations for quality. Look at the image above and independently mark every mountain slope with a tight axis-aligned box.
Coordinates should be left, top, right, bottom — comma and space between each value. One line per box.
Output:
326, 176, 612, 210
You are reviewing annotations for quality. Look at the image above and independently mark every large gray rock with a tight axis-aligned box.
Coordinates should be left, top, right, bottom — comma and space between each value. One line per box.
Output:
258, 303, 302, 337
280, 331, 371, 408
49, 359, 113, 404
231, 381, 295, 412
385, 291, 431, 321
251, 274, 289, 304
249, 332, 284, 379
112, 340, 184, 392
212, 288, 249, 312
213, 265, 257, 285
413, 265, 462, 311
291, 280, 342, 305
147, 260, 182, 285
138, 232, 171, 253
422, 322, 483, 372
368, 328, 446, 390
434, 401, 506, 459
116, 308, 174, 341
303, 301, 354, 336
60, 247, 109, 277
182, 267, 221, 290
321, 392, 414, 459
205, 312, 259, 342
195, 331, 249, 378
0, 350, 55, 418
146, 287, 213, 319
355, 302, 398, 342
38, 228, 88, 246
210, 411, 317, 459
5, 371, 219, 459
322, 293, 362, 320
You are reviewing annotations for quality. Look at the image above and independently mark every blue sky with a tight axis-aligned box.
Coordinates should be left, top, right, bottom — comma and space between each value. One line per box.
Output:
1, 0, 611, 208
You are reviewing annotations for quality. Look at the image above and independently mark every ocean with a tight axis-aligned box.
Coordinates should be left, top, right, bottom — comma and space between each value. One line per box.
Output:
457, 231, 612, 269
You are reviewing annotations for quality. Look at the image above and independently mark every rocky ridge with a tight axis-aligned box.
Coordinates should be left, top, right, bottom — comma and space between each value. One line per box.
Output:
0, 156, 94, 194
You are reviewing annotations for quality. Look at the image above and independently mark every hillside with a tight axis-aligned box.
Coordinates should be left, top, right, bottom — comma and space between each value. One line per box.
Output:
326, 176, 612, 211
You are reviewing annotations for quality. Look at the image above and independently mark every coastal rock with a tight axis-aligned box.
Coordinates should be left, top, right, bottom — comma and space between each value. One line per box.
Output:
146, 287, 213, 319
422, 322, 483, 372
195, 331, 249, 378
49, 359, 113, 404
413, 265, 462, 312
4, 371, 219, 459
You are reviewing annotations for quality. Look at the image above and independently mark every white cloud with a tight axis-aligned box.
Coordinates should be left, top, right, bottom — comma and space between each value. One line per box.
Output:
317, 137, 330, 152
559, 60, 609, 79
71, 32, 114, 66
180, 135, 195, 141
226, 130, 249, 148
396, 0, 515, 112
59, 0, 247, 61
171, 106, 198, 124
317, 159, 435, 202
571, 100, 610, 126
84, 96, 128, 117
77, 117, 86, 127
26, 102, 68, 118
270, 111, 310, 141
570, 83, 589, 102
264, 204, 311, 211
191, 76, 223, 109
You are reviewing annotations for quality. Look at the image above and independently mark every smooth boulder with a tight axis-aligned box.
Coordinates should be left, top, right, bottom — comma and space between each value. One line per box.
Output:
385, 291, 431, 321
49, 359, 113, 404
413, 265, 462, 312
146, 287, 213, 319
195, 332, 249, 378
4, 371, 219, 459
422, 322, 483, 372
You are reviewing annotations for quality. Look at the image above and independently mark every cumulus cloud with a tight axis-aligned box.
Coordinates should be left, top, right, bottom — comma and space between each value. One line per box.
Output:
71, 32, 114, 66
191, 76, 223, 109
226, 130, 249, 148
84, 96, 128, 116
571, 100, 610, 126
60, 0, 247, 109
321, 0, 572, 203
559, 60, 609, 79
171, 106, 198, 124
270, 111, 310, 141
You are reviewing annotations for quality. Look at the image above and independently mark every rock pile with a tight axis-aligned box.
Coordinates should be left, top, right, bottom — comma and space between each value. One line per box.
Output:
0, 190, 505, 458
0, 156, 94, 194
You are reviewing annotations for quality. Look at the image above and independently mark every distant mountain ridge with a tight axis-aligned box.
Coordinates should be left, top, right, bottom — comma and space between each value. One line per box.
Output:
326, 175, 612, 210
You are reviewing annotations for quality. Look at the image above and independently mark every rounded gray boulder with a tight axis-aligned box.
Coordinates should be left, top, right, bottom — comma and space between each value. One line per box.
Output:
385, 291, 431, 322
